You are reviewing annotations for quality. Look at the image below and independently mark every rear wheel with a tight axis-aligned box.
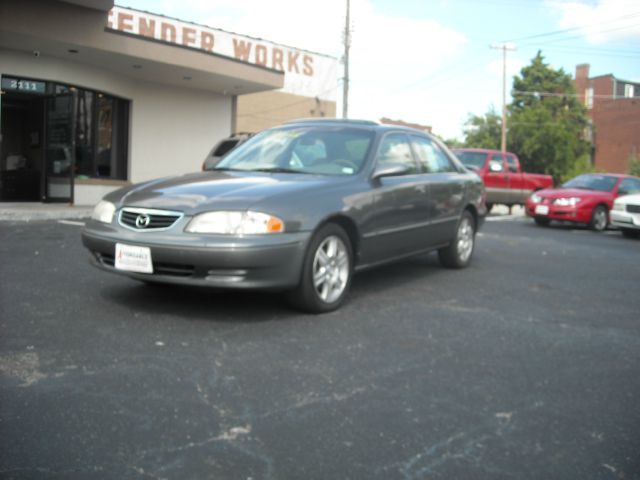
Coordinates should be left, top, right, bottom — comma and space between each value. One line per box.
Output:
438, 210, 476, 269
589, 205, 608, 232
287, 223, 353, 313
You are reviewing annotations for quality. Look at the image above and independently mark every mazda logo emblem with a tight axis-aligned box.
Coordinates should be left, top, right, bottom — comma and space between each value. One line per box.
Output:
135, 214, 151, 229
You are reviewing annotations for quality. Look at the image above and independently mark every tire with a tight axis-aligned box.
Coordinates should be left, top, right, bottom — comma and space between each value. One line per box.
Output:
621, 228, 640, 239
287, 223, 353, 313
589, 205, 608, 232
438, 210, 476, 269
534, 217, 550, 227
486, 203, 494, 213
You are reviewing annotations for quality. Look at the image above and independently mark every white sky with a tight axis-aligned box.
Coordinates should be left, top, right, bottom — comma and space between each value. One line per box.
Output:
120, 0, 640, 139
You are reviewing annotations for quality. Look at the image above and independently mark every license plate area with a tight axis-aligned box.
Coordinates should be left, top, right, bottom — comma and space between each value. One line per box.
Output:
535, 205, 549, 215
115, 243, 153, 274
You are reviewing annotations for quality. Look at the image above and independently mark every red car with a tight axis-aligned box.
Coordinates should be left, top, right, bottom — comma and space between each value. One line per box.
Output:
525, 173, 640, 231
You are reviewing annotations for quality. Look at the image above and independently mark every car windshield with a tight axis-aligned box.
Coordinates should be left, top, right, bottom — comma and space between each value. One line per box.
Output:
213, 126, 374, 176
454, 151, 486, 170
562, 174, 618, 192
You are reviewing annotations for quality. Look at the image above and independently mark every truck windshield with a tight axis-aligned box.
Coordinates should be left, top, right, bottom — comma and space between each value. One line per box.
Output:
455, 151, 486, 170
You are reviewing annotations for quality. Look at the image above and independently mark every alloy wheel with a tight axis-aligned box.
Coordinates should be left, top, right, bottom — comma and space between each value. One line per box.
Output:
457, 216, 474, 263
312, 235, 350, 304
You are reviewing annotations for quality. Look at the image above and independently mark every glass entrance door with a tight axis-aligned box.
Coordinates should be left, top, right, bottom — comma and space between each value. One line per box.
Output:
44, 89, 76, 202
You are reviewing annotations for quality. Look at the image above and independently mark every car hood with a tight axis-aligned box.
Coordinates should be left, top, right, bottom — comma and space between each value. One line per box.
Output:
110, 171, 348, 214
536, 187, 611, 200
615, 193, 640, 205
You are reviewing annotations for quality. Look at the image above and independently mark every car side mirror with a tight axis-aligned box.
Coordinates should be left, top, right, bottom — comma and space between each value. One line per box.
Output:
372, 163, 411, 179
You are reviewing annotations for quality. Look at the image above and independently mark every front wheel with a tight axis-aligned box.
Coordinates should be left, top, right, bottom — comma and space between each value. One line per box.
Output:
438, 210, 476, 269
589, 205, 608, 232
287, 223, 353, 313
534, 217, 550, 227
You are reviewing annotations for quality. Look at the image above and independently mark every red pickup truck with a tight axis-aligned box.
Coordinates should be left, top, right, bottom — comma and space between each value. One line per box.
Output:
453, 148, 553, 210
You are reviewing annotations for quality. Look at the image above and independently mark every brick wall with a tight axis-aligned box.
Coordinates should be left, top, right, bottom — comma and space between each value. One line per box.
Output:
591, 98, 640, 173
575, 65, 640, 173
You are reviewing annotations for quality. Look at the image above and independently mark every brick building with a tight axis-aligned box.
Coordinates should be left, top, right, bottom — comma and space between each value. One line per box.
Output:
574, 64, 640, 174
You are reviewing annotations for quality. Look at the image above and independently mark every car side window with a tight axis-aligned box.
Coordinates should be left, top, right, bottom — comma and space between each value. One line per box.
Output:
376, 134, 417, 174
505, 154, 518, 173
489, 154, 504, 172
619, 178, 640, 195
410, 136, 456, 173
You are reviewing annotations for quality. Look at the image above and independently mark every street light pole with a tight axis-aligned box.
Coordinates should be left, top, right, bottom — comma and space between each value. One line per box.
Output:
491, 43, 516, 153
342, 0, 350, 119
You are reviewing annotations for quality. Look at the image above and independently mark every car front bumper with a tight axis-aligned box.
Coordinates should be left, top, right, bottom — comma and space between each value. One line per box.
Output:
81, 219, 311, 290
610, 209, 640, 230
525, 201, 591, 224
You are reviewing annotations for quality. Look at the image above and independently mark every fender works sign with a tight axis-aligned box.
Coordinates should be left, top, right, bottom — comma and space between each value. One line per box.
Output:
107, 7, 338, 101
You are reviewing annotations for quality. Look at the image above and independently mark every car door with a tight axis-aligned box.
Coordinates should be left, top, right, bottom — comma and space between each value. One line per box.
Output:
410, 135, 465, 246
485, 153, 510, 204
505, 153, 524, 203
359, 132, 430, 264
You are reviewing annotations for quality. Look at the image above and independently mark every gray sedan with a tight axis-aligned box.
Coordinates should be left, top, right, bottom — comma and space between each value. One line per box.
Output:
82, 119, 486, 312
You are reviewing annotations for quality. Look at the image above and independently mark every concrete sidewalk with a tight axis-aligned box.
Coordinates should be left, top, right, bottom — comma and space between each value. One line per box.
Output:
0, 203, 93, 221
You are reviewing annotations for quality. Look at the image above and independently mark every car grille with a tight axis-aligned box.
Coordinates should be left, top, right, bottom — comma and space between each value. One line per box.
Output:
627, 204, 640, 213
94, 252, 195, 277
119, 208, 183, 231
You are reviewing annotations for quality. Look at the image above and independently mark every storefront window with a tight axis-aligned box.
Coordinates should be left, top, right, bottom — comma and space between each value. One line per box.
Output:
97, 96, 114, 177
1, 75, 129, 203
75, 90, 95, 177
61, 84, 128, 181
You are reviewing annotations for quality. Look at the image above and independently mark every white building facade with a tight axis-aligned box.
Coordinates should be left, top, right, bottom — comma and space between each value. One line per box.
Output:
0, 0, 337, 205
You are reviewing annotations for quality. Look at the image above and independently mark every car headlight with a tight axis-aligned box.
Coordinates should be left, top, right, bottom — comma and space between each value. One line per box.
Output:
91, 200, 116, 224
553, 197, 581, 207
185, 211, 285, 234
530, 193, 542, 203
612, 201, 625, 211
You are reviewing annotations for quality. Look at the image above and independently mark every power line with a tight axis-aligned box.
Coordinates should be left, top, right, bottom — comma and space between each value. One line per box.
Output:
518, 22, 640, 48
503, 11, 640, 43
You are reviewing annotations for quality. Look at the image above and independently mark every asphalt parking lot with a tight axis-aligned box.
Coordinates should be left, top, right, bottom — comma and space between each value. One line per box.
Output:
1, 214, 639, 479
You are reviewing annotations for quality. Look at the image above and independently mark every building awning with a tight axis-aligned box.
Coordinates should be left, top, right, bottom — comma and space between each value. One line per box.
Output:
0, 0, 284, 95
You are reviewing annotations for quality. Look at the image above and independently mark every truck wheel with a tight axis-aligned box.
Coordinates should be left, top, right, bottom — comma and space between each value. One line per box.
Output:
534, 217, 550, 227
589, 205, 608, 232
438, 210, 476, 269
287, 223, 353, 313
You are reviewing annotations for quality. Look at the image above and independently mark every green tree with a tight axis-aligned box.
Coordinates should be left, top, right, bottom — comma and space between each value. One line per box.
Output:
629, 154, 640, 177
462, 107, 501, 149
508, 52, 591, 182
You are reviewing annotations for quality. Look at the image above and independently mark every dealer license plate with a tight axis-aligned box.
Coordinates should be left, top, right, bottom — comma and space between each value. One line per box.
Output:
535, 205, 549, 215
115, 243, 153, 274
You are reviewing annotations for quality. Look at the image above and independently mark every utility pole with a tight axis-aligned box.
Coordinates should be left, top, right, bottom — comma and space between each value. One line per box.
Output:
342, 0, 350, 119
490, 43, 516, 153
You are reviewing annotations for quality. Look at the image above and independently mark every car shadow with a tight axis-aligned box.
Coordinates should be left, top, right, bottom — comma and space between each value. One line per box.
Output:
100, 282, 297, 323
98, 253, 445, 320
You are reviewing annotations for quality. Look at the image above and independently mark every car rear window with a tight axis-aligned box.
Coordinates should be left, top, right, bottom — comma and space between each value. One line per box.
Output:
213, 139, 240, 157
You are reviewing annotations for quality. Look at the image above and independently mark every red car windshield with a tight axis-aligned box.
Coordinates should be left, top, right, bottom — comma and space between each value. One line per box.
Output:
562, 174, 618, 192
